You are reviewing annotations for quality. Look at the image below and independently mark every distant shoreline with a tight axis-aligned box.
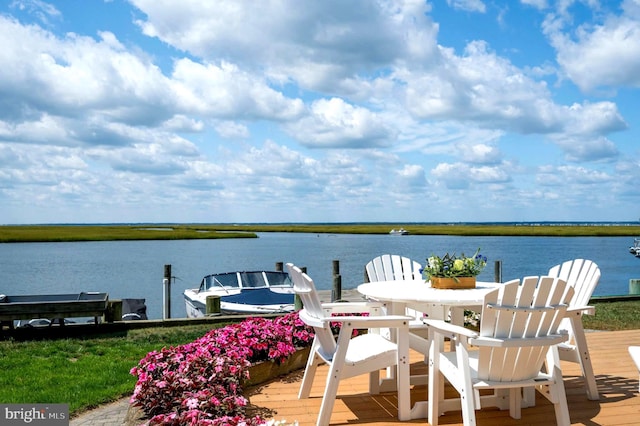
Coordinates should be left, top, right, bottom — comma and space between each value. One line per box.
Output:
1, 223, 640, 242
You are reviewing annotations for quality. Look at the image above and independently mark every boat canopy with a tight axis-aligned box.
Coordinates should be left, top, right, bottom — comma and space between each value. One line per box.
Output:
220, 287, 293, 305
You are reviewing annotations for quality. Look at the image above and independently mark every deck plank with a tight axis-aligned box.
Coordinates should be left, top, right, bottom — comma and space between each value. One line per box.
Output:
246, 329, 640, 425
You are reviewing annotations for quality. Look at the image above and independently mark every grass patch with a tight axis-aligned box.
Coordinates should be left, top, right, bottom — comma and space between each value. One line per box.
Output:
0, 324, 225, 415
583, 300, 640, 330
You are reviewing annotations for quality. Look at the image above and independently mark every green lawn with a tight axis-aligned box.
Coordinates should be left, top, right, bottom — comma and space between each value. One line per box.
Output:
583, 300, 640, 330
0, 324, 222, 414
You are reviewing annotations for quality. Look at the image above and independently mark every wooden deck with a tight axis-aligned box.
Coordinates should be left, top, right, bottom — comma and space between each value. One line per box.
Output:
246, 329, 640, 425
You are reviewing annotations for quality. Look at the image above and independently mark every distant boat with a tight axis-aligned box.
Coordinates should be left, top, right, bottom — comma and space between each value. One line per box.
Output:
630, 238, 640, 257
183, 271, 295, 317
389, 228, 409, 235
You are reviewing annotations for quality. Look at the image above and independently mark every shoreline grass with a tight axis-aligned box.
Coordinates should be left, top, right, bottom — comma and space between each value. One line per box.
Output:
0, 225, 257, 243
1, 223, 640, 243
211, 223, 640, 237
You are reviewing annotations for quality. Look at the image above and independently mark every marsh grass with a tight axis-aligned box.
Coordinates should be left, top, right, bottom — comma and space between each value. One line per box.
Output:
2, 223, 640, 243
173, 223, 640, 237
0, 225, 256, 243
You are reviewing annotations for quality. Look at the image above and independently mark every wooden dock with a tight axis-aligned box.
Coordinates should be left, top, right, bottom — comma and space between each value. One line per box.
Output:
246, 329, 640, 425
0, 292, 110, 328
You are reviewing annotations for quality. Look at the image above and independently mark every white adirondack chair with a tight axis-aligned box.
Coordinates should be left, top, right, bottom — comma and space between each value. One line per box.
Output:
365, 254, 423, 282
425, 276, 574, 426
548, 259, 601, 400
286, 263, 412, 426
365, 255, 432, 355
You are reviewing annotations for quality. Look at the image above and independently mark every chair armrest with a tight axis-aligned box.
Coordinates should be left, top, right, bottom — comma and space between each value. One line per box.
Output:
566, 305, 595, 316
321, 314, 412, 329
423, 319, 478, 340
322, 301, 385, 314
470, 333, 568, 348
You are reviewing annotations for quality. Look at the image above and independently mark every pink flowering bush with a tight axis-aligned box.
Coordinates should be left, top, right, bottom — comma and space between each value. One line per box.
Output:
130, 312, 314, 425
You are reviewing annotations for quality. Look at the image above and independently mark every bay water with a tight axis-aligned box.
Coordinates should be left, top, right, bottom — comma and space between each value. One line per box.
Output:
1, 233, 638, 319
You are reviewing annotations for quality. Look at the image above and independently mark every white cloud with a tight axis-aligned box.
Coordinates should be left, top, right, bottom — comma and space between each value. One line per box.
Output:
9, 0, 60, 25
552, 136, 619, 162
544, 0, 640, 91
431, 162, 511, 190
162, 115, 204, 133
537, 164, 612, 187
396, 164, 426, 188
170, 59, 304, 120
285, 98, 395, 148
520, 0, 548, 10
399, 39, 627, 162
459, 143, 503, 165
214, 121, 249, 139
0, 15, 175, 128
130, 0, 441, 92
447, 0, 487, 13
563, 101, 627, 136
404, 41, 558, 129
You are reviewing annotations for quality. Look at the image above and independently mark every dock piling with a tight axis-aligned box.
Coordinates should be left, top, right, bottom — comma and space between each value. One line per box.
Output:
206, 295, 221, 315
332, 260, 342, 302
163, 264, 171, 319
494, 260, 502, 283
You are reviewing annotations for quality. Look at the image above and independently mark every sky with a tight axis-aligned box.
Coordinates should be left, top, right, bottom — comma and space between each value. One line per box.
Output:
1, 0, 639, 224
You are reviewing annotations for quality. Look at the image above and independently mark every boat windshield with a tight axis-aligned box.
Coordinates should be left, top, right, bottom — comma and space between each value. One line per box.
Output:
264, 271, 292, 287
200, 273, 240, 291
238, 272, 267, 288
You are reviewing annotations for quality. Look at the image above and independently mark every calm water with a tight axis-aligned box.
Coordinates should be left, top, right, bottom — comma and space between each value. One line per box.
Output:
1, 233, 638, 319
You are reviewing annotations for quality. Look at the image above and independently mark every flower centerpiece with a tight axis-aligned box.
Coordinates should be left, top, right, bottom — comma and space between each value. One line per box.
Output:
423, 249, 487, 289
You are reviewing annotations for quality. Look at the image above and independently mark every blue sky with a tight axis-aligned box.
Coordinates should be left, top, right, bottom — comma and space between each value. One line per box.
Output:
1, 0, 639, 224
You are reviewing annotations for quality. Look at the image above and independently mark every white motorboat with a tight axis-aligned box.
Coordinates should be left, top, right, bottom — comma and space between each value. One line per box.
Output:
183, 270, 295, 317
389, 228, 409, 235
629, 238, 640, 257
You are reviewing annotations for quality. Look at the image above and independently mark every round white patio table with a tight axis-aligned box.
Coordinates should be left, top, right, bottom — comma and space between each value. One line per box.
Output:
357, 279, 503, 419
357, 279, 502, 319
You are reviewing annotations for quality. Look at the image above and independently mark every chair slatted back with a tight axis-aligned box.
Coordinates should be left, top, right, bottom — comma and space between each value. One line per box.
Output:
548, 259, 601, 400
548, 259, 600, 309
286, 263, 337, 360
365, 255, 424, 324
366, 255, 422, 282
475, 276, 574, 382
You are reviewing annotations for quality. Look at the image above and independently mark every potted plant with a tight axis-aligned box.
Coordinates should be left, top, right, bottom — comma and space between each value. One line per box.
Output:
423, 249, 487, 289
